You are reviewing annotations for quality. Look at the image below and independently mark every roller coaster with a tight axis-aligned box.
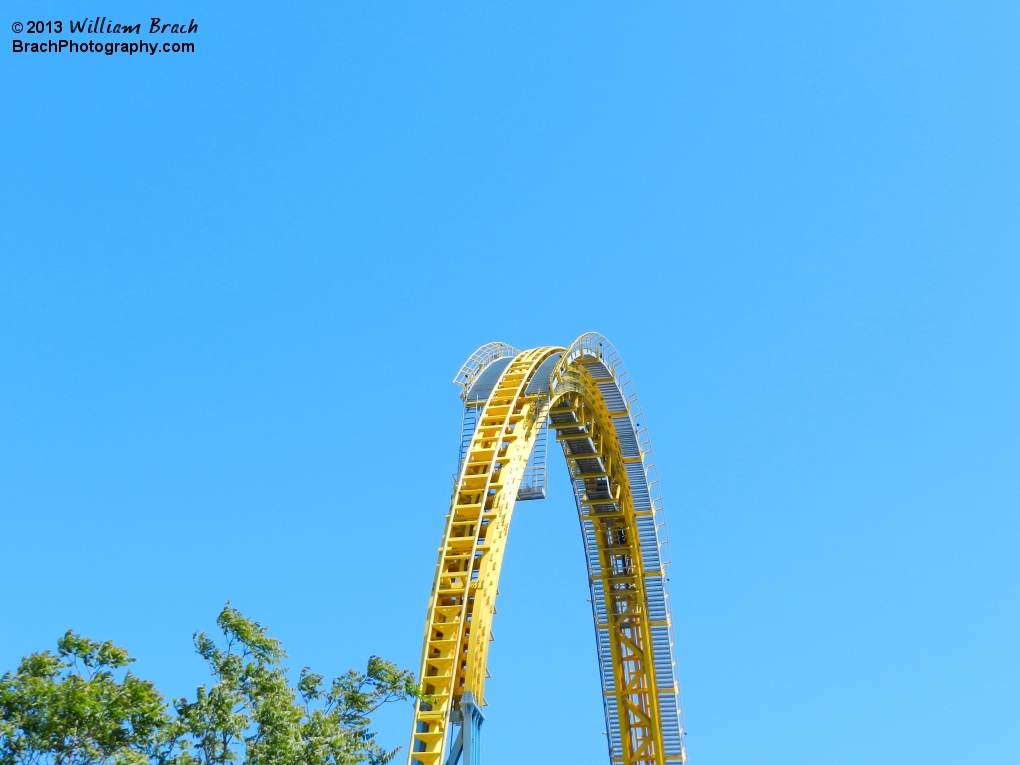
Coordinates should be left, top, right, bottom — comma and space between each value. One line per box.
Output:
408, 333, 686, 765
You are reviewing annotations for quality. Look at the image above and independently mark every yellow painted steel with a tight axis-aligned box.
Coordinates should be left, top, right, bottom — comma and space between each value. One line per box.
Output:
549, 356, 665, 764
408, 341, 682, 765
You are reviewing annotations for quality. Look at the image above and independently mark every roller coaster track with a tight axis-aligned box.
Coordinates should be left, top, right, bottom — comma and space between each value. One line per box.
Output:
409, 334, 686, 765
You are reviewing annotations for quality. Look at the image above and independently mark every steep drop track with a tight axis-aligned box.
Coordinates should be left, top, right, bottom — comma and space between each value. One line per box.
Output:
408, 334, 686, 765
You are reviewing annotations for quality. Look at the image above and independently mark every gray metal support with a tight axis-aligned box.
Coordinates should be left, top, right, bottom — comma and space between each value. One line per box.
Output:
443, 692, 484, 765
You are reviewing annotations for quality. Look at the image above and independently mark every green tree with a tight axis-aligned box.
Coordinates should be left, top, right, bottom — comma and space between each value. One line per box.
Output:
170, 605, 419, 765
0, 632, 167, 765
0, 607, 420, 765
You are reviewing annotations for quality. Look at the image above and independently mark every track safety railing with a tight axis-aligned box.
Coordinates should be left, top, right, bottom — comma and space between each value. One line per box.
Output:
452, 342, 519, 399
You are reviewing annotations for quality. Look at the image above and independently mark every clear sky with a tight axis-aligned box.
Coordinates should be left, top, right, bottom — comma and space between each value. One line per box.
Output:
2, 2, 1018, 764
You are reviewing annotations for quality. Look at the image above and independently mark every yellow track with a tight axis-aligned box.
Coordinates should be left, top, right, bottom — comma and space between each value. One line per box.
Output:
409, 335, 686, 765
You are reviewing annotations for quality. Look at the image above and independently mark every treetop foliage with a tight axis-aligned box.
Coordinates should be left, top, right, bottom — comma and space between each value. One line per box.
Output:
0, 606, 421, 765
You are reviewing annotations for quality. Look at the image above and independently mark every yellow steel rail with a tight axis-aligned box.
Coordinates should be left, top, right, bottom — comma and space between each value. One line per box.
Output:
408, 336, 685, 765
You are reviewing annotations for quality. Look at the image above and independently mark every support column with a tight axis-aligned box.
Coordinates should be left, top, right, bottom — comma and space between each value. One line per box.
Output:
443, 692, 485, 765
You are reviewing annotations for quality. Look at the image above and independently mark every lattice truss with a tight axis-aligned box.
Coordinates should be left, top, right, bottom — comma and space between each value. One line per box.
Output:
409, 335, 686, 765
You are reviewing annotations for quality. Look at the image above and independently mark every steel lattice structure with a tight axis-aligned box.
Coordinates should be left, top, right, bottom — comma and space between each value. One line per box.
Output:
409, 334, 686, 765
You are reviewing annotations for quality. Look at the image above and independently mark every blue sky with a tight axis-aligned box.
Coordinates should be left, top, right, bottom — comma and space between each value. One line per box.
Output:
2, 2, 1018, 763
